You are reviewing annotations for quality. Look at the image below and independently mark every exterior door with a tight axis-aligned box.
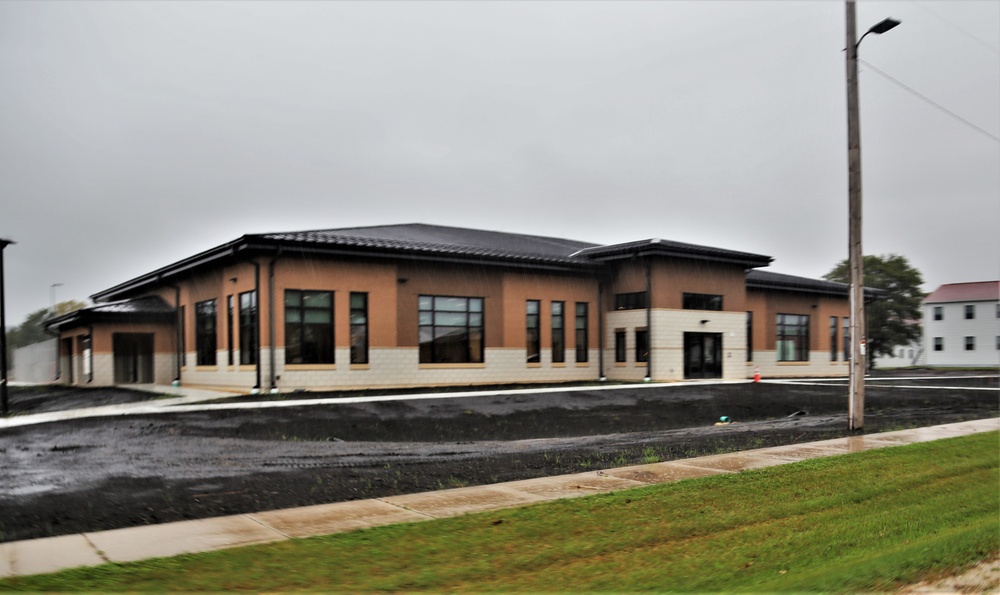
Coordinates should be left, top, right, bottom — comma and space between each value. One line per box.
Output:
684, 332, 723, 379
113, 333, 154, 384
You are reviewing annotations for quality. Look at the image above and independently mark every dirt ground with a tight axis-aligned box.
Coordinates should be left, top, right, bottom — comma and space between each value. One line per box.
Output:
0, 372, 996, 545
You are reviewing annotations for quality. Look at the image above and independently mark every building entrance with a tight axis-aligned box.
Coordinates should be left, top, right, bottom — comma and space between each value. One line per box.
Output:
683, 332, 722, 379
113, 333, 154, 384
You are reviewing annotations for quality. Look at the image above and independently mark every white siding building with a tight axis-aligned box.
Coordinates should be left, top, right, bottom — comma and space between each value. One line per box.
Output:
922, 281, 1000, 368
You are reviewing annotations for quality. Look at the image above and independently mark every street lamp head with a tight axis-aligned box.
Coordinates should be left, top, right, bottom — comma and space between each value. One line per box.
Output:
868, 18, 901, 35
0, 239, 14, 249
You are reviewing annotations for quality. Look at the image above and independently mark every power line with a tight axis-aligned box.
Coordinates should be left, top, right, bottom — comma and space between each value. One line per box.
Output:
858, 59, 1000, 144
908, 1, 1000, 56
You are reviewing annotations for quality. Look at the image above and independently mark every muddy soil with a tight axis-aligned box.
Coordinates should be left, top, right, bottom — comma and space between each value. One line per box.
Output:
1, 374, 996, 544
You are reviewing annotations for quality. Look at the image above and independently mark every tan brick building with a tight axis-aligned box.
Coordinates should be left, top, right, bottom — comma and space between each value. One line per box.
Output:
46, 224, 874, 391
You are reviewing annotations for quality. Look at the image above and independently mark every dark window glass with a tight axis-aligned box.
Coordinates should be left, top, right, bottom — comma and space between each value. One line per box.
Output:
965, 336, 975, 351
746, 311, 753, 362
350, 292, 369, 364
575, 302, 589, 362
239, 290, 257, 365
615, 329, 627, 363
195, 299, 217, 366
526, 300, 540, 363
635, 329, 649, 363
419, 295, 484, 364
933, 306, 943, 321
227, 295, 234, 366
285, 290, 334, 364
551, 301, 565, 363
614, 292, 647, 310
934, 337, 943, 351
683, 293, 723, 311
776, 314, 809, 362
965, 305, 975, 319
830, 316, 838, 362
843, 318, 851, 361
179, 305, 186, 367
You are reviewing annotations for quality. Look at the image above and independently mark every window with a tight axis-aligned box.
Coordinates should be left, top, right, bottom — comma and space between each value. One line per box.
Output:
635, 328, 649, 363
551, 301, 565, 363
195, 299, 217, 366
933, 306, 943, 321
526, 300, 541, 363
615, 329, 627, 363
575, 302, 589, 363
965, 336, 975, 351
239, 290, 257, 365
683, 293, 723, 311
996, 304, 1000, 319
746, 312, 753, 362
776, 314, 809, 362
934, 337, 943, 352
843, 318, 851, 361
285, 290, 334, 365
965, 305, 975, 319
614, 292, 647, 310
350, 292, 368, 364
419, 295, 484, 364
179, 305, 186, 367
996, 336, 1000, 350
830, 316, 838, 362
227, 295, 234, 366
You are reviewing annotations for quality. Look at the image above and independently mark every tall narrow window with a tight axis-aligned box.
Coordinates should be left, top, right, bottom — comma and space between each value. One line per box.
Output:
419, 295, 484, 364
227, 295, 234, 366
195, 299, 217, 366
934, 337, 943, 351
746, 311, 753, 362
285, 290, 334, 365
179, 305, 186, 367
350, 292, 369, 364
551, 301, 565, 363
635, 328, 649, 363
933, 306, 943, 321
526, 300, 541, 363
843, 318, 851, 361
575, 302, 589, 362
615, 329, 627, 363
239, 290, 257, 365
776, 314, 809, 362
830, 316, 838, 362
965, 336, 975, 351
965, 305, 975, 319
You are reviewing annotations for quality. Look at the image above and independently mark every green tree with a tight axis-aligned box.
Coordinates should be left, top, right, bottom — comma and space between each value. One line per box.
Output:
824, 254, 924, 368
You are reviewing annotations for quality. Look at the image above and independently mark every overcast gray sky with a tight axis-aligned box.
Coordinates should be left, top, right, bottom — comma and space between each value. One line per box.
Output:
1, 1, 998, 325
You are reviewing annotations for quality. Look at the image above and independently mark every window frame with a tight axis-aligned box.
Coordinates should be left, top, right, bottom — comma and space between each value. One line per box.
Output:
284, 289, 335, 365
829, 316, 838, 362
195, 299, 217, 366
964, 336, 975, 351
551, 301, 565, 363
965, 305, 975, 320
350, 292, 369, 365
934, 337, 943, 352
526, 299, 541, 363
418, 295, 485, 364
575, 302, 589, 363
933, 306, 943, 321
776, 313, 810, 363
614, 329, 627, 363
239, 290, 258, 365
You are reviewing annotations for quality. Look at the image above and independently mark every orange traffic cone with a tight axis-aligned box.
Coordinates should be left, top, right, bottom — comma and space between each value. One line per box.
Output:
753, 367, 761, 383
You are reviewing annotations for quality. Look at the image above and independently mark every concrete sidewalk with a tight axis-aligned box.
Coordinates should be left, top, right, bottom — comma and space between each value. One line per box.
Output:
1, 417, 997, 579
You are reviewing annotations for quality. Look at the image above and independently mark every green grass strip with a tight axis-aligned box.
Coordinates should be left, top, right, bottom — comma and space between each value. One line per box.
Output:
3, 431, 997, 592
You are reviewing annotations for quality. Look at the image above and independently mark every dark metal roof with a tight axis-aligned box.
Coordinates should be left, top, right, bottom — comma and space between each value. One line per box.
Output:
46, 296, 176, 331
747, 270, 884, 300
572, 238, 772, 268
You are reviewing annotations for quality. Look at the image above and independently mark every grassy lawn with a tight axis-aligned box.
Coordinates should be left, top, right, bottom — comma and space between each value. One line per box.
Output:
3, 431, 997, 592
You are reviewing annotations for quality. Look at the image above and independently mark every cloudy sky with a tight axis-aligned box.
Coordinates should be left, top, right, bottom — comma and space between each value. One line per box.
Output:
1, 1, 997, 325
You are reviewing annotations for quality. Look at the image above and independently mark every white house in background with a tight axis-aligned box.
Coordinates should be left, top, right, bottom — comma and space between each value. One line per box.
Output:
922, 280, 1000, 368
873, 335, 924, 369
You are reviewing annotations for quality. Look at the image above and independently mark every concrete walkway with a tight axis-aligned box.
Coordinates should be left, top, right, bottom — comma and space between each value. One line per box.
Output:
1, 417, 996, 579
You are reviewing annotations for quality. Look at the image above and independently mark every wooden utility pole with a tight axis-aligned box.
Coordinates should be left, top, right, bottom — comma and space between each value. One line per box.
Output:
845, 1, 866, 431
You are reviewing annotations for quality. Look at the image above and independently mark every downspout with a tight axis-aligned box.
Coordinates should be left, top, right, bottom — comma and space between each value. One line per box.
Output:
252, 259, 261, 391
267, 248, 282, 391
645, 258, 652, 382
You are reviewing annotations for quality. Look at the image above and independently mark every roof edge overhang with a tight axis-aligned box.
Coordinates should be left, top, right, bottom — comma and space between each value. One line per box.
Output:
746, 279, 886, 301
587, 248, 773, 269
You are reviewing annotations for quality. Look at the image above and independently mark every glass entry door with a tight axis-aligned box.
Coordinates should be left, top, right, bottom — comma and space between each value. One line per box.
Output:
684, 332, 723, 379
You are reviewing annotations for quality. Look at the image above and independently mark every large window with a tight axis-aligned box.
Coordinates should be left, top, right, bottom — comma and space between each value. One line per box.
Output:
683, 293, 723, 311
615, 329, 627, 363
575, 302, 589, 363
239, 290, 257, 365
526, 300, 541, 363
614, 292, 647, 310
350, 292, 369, 364
285, 290, 334, 365
419, 295, 484, 364
551, 301, 565, 363
635, 328, 649, 363
195, 299, 217, 366
776, 314, 809, 362
830, 316, 838, 362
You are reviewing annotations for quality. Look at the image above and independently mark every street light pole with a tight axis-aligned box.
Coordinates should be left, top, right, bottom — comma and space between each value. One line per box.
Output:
844, 2, 899, 431
1, 238, 14, 417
